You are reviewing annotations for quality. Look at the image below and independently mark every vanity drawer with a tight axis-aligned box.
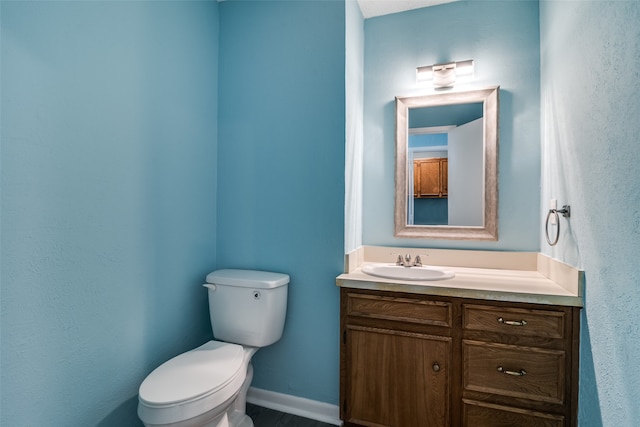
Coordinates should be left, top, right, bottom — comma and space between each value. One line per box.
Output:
463, 340, 565, 404
463, 400, 564, 427
346, 292, 452, 327
463, 304, 565, 339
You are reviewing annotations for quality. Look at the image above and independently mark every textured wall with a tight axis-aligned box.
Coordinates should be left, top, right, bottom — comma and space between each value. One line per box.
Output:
362, 1, 541, 250
540, 1, 640, 425
217, 1, 345, 405
1, 2, 219, 425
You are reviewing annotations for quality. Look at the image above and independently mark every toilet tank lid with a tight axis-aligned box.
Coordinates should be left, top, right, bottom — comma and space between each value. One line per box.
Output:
206, 269, 290, 289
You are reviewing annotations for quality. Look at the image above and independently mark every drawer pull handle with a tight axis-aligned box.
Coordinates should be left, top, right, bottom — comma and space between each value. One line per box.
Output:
497, 317, 527, 326
497, 366, 527, 376
432, 363, 440, 372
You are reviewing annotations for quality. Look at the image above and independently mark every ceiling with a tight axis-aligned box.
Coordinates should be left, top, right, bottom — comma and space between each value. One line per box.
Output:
357, 0, 458, 19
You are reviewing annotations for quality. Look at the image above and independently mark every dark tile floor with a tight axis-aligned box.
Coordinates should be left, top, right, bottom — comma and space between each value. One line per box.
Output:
246, 403, 337, 427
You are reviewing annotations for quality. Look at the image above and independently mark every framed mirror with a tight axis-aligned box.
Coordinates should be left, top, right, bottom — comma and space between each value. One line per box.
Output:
394, 86, 499, 240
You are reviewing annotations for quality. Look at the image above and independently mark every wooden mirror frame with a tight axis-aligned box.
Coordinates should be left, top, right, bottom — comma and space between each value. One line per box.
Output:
394, 86, 499, 240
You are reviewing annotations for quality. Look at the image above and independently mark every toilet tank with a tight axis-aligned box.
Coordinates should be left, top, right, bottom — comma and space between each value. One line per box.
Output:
204, 269, 289, 347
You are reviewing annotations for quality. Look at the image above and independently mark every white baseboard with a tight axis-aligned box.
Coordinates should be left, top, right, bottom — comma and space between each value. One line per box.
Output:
246, 387, 342, 426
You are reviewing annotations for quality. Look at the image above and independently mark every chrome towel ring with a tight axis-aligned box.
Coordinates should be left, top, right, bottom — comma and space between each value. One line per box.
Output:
545, 205, 571, 246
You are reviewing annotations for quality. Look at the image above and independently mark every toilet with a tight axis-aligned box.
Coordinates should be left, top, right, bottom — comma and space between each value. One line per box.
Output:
138, 269, 289, 427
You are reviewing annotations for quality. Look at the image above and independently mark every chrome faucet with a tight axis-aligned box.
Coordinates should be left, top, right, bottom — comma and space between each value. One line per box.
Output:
396, 254, 422, 267
413, 255, 422, 267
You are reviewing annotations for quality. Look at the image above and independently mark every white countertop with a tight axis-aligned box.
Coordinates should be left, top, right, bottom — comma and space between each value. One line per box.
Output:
337, 261, 583, 307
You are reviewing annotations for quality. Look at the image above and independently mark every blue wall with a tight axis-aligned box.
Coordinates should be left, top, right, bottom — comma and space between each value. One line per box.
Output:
217, 0, 345, 405
4, 1, 639, 425
362, 1, 541, 250
1, 1, 219, 425
540, 1, 640, 425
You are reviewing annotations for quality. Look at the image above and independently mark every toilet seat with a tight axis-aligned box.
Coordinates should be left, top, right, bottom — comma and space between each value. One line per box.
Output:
138, 340, 246, 425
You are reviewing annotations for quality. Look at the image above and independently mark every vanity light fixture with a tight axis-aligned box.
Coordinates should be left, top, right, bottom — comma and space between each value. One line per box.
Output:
416, 59, 475, 89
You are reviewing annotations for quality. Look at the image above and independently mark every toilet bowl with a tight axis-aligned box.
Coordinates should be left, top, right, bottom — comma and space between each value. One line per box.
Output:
138, 269, 289, 427
138, 341, 258, 427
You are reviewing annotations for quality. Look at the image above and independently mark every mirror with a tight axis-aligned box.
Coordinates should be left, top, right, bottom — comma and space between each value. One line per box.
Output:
394, 86, 499, 240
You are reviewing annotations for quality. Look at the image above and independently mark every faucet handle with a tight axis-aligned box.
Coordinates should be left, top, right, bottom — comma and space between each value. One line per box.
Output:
413, 255, 422, 267
396, 254, 404, 265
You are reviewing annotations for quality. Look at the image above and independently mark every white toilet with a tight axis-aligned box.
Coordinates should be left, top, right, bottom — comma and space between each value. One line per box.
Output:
138, 269, 289, 427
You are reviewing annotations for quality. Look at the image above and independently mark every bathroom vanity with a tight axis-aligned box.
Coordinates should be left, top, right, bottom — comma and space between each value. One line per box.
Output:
337, 247, 583, 427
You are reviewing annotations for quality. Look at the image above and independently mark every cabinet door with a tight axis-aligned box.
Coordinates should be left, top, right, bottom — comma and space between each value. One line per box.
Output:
414, 161, 420, 198
345, 326, 451, 427
440, 159, 448, 196
417, 159, 441, 197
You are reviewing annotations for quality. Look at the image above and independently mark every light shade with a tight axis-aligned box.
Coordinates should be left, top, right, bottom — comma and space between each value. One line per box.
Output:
416, 59, 475, 89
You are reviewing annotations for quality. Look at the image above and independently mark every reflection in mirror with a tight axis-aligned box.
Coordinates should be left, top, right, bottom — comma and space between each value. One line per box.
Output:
408, 103, 483, 226
395, 87, 499, 240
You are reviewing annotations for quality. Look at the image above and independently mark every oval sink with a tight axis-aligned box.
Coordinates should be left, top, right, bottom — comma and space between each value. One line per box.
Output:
361, 264, 455, 281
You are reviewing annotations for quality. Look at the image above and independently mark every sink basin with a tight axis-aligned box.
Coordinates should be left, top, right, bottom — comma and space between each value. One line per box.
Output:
361, 264, 455, 281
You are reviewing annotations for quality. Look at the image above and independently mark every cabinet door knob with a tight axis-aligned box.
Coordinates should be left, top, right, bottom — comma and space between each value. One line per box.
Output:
497, 317, 528, 327
432, 363, 440, 372
497, 366, 527, 376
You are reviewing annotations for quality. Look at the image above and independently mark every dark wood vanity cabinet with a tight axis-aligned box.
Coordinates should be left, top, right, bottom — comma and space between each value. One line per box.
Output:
340, 288, 581, 427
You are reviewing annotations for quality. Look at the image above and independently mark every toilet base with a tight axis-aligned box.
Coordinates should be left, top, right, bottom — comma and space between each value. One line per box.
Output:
142, 393, 255, 427
228, 412, 253, 427
205, 359, 256, 427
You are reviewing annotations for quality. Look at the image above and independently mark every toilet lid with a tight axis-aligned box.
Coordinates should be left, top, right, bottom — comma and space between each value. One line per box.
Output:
139, 340, 245, 406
